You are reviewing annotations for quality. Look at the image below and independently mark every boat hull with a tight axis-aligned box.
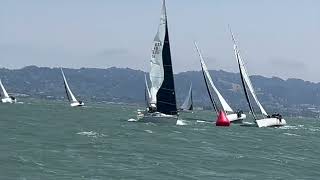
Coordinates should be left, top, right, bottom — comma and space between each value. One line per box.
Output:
1, 98, 16, 103
227, 113, 246, 123
137, 112, 178, 125
70, 102, 84, 107
256, 118, 286, 128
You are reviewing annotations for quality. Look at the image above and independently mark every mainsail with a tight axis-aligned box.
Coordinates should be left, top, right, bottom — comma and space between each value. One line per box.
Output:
61, 68, 78, 103
149, 0, 177, 115
0, 79, 10, 98
180, 83, 193, 111
230, 30, 268, 119
194, 42, 233, 113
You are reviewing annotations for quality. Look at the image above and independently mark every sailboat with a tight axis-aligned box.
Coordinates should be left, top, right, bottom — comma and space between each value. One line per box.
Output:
137, 0, 178, 124
61, 68, 84, 107
179, 83, 193, 111
144, 74, 152, 109
194, 42, 246, 123
0, 79, 16, 103
230, 30, 286, 127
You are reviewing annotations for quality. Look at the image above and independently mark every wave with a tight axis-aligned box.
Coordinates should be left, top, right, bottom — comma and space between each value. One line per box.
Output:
283, 133, 301, 137
76, 131, 106, 138
144, 130, 153, 134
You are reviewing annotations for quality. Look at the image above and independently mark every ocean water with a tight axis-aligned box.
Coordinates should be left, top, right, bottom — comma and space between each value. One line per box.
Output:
0, 101, 319, 180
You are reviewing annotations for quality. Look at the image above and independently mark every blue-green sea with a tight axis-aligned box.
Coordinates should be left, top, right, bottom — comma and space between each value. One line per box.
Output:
0, 101, 319, 179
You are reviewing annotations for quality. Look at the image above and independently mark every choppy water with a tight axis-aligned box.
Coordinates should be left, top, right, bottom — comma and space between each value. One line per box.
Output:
0, 101, 319, 179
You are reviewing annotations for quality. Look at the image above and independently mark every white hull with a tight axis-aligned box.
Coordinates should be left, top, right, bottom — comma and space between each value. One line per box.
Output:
227, 113, 246, 123
70, 102, 84, 107
256, 118, 286, 128
1, 97, 16, 103
137, 111, 178, 125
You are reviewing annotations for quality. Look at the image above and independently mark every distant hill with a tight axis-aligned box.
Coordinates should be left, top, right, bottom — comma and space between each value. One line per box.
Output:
1, 66, 320, 116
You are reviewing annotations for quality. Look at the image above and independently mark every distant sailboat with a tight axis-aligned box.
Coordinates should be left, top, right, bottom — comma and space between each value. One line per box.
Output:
61, 68, 84, 107
230, 29, 286, 127
137, 0, 178, 124
194, 42, 246, 122
144, 74, 151, 109
0, 79, 16, 103
179, 83, 193, 111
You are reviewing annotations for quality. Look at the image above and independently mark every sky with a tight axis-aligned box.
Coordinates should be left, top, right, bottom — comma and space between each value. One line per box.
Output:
0, 0, 319, 81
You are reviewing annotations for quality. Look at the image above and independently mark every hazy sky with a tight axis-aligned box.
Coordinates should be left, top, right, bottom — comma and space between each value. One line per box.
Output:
0, 0, 319, 81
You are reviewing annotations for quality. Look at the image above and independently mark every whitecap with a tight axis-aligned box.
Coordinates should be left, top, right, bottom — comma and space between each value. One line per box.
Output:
77, 131, 106, 138
278, 125, 300, 130
128, 118, 137, 122
196, 120, 206, 123
144, 130, 153, 134
283, 133, 301, 137
176, 119, 188, 126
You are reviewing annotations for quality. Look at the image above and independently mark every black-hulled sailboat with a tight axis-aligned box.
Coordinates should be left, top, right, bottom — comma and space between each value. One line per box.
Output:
61, 68, 84, 107
230, 29, 286, 127
137, 0, 178, 124
179, 83, 193, 112
194, 42, 246, 123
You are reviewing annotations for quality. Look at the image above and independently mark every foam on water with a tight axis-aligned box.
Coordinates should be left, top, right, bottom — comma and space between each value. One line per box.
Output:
2, 102, 320, 179
76, 131, 106, 138
144, 130, 153, 134
283, 133, 301, 137
127, 118, 137, 122
176, 119, 188, 126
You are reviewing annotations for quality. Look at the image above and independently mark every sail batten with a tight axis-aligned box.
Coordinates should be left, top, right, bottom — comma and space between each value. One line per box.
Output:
194, 42, 233, 113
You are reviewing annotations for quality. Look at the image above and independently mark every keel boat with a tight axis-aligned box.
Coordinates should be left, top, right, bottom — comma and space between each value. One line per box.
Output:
61, 68, 84, 107
230, 29, 286, 127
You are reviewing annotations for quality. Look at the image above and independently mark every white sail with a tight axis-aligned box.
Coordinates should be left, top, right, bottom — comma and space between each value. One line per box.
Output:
231, 32, 268, 116
61, 68, 78, 103
194, 42, 234, 113
180, 83, 193, 110
0, 79, 10, 98
149, 0, 167, 105
144, 74, 151, 107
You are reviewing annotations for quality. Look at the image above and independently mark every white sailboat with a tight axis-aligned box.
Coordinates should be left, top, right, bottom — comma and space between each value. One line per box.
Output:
230, 29, 286, 127
0, 79, 16, 103
144, 74, 152, 109
137, 0, 178, 124
179, 83, 193, 111
194, 42, 246, 122
61, 68, 84, 107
